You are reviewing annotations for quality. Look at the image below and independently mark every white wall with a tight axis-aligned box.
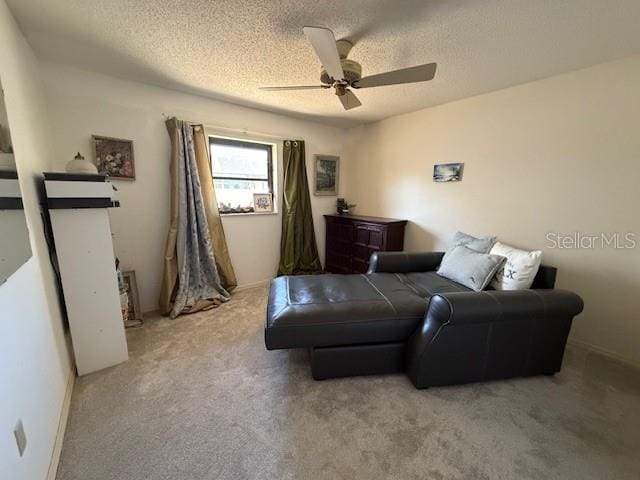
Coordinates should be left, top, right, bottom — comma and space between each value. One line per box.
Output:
0, 1, 73, 478
42, 64, 350, 312
345, 55, 640, 366
0, 90, 31, 282
0, 208, 32, 280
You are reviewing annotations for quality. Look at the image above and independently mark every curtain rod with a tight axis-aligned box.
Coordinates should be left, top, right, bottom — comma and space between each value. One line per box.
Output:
161, 114, 302, 141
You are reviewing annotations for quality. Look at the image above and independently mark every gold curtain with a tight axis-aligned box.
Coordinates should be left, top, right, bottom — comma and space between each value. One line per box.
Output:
159, 118, 237, 315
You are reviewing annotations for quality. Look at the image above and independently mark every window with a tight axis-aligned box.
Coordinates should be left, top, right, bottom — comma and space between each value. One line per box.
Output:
209, 136, 274, 214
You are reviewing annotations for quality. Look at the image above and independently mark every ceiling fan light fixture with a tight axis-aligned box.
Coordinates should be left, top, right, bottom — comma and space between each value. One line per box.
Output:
334, 83, 347, 96
260, 26, 437, 111
321, 59, 362, 85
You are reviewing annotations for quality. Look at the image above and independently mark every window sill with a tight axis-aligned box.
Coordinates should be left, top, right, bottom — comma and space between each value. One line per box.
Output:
219, 211, 279, 217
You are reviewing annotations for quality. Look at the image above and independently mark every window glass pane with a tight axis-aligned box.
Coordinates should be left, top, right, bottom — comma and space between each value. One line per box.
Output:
214, 179, 269, 213
210, 137, 274, 214
211, 143, 268, 179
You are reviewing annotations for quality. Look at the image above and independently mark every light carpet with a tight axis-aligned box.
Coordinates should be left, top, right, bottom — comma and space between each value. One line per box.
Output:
56, 285, 640, 479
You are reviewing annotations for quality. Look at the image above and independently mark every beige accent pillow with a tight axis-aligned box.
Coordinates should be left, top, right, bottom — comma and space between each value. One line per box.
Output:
489, 242, 542, 290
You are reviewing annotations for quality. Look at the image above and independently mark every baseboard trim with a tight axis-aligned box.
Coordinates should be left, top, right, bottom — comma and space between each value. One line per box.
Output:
233, 278, 271, 292
47, 369, 75, 480
567, 338, 640, 370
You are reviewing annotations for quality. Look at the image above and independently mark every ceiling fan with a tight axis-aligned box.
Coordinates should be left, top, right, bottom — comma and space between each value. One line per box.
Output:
260, 26, 437, 111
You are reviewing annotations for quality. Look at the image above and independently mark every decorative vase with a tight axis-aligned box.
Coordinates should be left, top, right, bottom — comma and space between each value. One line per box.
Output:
0, 122, 12, 154
65, 152, 98, 174
0, 152, 15, 171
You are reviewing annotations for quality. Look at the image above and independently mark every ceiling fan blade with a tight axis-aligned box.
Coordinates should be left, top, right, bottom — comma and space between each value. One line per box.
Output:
338, 90, 362, 110
260, 85, 329, 91
353, 63, 437, 89
303, 26, 345, 81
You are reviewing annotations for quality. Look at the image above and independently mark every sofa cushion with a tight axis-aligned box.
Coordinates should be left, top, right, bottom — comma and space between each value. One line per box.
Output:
401, 271, 471, 296
265, 272, 470, 350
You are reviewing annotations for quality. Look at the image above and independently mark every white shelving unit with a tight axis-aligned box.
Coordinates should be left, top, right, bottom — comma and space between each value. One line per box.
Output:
44, 172, 128, 375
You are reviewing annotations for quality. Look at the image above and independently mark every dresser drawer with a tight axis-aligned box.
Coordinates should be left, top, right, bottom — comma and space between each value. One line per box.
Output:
325, 250, 352, 274
324, 214, 407, 274
326, 236, 353, 256
354, 223, 385, 248
326, 220, 354, 242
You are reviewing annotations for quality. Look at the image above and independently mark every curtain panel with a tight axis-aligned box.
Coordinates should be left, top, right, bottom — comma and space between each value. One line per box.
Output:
159, 118, 237, 318
277, 140, 322, 276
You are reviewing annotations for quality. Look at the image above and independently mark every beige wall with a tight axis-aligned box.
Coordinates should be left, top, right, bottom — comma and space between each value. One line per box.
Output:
0, 1, 73, 478
34, 48, 639, 366
345, 55, 640, 366
42, 64, 350, 312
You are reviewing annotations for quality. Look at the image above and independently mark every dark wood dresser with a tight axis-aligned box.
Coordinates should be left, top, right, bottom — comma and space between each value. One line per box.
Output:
324, 214, 408, 274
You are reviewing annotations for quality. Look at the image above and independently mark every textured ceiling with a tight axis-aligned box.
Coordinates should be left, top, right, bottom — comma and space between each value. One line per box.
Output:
7, 0, 640, 127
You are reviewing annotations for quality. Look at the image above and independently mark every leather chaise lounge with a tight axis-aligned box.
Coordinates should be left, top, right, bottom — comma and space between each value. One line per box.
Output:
265, 252, 584, 388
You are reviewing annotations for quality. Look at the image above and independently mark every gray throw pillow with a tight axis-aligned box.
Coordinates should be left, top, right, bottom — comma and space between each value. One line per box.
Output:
440, 231, 497, 268
437, 245, 506, 291
449, 231, 497, 254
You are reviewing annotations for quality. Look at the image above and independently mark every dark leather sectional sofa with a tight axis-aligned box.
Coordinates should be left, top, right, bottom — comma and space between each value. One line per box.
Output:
265, 252, 584, 388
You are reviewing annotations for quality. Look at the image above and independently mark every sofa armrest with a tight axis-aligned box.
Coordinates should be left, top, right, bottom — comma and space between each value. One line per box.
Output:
406, 289, 584, 388
422, 289, 584, 327
367, 251, 445, 274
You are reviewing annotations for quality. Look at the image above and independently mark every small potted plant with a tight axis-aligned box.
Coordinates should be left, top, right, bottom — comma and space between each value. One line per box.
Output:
337, 198, 356, 215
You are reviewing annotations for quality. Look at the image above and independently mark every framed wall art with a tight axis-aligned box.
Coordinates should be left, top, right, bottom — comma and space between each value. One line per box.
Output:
92, 135, 136, 180
122, 270, 143, 323
314, 155, 339, 196
433, 163, 464, 182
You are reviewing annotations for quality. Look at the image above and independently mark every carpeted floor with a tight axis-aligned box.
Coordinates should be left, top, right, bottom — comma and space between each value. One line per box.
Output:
56, 285, 640, 480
